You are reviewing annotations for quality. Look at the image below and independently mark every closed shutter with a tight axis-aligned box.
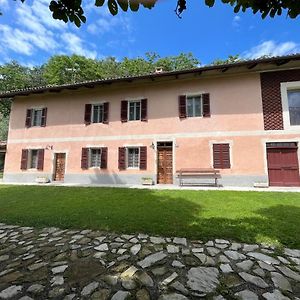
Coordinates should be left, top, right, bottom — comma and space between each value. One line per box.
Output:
141, 98, 148, 122
202, 93, 211, 117
213, 144, 230, 169
41, 108, 47, 127
20, 149, 28, 170
25, 109, 32, 128
118, 147, 126, 170
81, 147, 89, 169
84, 104, 92, 125
101, 147, 108, 169
121, 100, 128, 122
179, 95, 186, 119
37, 149, 45, 170
139, 146, 147, 170
103, 102, 109, 124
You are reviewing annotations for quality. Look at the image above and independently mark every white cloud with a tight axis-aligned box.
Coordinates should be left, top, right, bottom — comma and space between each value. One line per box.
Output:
243, 40, 300, 59
62, 33, 97, 59
232, 15, 241, 27
0, 0, 9, 10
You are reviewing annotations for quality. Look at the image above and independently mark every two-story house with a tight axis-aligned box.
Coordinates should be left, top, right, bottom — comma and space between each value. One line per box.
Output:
1, 54, 300, 187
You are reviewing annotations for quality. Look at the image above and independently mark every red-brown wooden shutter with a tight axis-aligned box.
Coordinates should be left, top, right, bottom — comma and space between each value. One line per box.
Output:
202, 93, 211, 117
37, 149, 45, 170
139, 146, 147, 170
213, 144, 230, 169
25, 109, 32, 128
179, 95, 186, 119
81, 148, 89, 169
84, 104, 92, 125
118, 147, 126, 170
141, 98, 148, 122
103, 102, 109, 124
20, 149, 28, 170
101, 147, 108, 169
121, 100, 128, 122
41, 108, 47, 127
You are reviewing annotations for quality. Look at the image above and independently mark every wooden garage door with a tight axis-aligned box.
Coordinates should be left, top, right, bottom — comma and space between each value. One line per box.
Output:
157, 143, 173, 184
267, 143, 300, 187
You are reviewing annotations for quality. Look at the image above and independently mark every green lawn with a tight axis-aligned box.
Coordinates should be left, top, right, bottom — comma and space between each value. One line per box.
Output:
0, 185, 299, 248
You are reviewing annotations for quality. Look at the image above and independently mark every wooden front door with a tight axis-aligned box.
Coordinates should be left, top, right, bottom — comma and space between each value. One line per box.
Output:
157, 142, 173, 184
54, 153, 66, 182
267, 143, 300, 187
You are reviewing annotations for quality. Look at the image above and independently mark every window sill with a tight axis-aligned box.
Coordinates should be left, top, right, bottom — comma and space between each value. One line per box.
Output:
126, 167, 140, 170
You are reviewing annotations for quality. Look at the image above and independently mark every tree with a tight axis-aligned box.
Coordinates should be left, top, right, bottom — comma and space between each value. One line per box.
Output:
211, 54, 242, 65
2, 0, 297, 28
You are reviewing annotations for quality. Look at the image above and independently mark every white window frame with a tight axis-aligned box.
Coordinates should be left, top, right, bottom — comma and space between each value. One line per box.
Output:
89, 148, 102, 168
126, 147, 140, 169
91, 104, 104, 124
28, 149, 39, 170
281, 81, 300, 130
186, 95, 203, 118
31, 108, 43, 127
128, 100, 141, 121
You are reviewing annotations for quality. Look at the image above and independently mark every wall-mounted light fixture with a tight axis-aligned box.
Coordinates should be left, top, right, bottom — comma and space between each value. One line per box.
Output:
46, 145, 53, 150
150, 142, 155, 149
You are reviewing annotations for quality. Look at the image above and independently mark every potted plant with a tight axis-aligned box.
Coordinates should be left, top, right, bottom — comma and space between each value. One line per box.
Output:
141, 177, 153, 185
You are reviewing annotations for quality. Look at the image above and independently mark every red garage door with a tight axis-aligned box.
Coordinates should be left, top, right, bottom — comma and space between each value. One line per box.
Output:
267, 143, 300, 187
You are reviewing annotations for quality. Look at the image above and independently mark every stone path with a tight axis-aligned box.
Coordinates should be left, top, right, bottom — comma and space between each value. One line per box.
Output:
0, 223, 299, 299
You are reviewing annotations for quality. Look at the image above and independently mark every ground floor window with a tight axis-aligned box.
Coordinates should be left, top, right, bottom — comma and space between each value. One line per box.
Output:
89, 148, 102, 168
213, 143, 231, 169
29, 150, 39, 169
127, 147, 140, 168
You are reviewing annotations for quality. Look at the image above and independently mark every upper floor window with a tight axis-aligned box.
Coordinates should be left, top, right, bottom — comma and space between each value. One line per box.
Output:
128, 101, 141, 121
25, 108, 47, 128
187, 95, 202, 117
92, 104, 104, 123
287, 90, 300, 126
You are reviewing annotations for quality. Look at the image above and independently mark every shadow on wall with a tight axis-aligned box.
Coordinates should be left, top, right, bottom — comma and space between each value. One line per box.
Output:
0, 185, 299, 248
0, 152, 5, 171
89, 169, 126, 185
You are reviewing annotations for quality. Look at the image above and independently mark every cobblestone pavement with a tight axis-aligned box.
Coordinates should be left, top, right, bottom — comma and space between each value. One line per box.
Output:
0, 223, 300, 300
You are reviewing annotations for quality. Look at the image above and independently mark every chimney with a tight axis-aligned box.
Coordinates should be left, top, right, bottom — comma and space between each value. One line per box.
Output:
155, 67, 164, 74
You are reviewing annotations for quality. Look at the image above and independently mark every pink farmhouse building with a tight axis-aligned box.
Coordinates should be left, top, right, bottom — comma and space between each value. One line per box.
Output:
1, 54, 300, 187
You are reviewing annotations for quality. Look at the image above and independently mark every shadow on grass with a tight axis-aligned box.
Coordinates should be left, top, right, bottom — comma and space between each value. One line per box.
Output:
0, 185, 299, 248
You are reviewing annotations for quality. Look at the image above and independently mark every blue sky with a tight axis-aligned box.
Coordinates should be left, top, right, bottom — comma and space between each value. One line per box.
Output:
0, 0, 299, 66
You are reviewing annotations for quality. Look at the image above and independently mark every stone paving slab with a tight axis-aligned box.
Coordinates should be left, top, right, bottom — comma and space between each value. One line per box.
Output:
0, 223, 300, 299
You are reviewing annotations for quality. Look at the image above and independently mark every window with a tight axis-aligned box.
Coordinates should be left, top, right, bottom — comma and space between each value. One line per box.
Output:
92, 104, 104, 123
213, 143, 230, 169
89, 148, 102, 168
287, 90, 300, 126
127, 147, 140, 168
187, 96, 202, 117
29, 150, 39, 169
128, 101, 141, 121
32, 109, 43, 126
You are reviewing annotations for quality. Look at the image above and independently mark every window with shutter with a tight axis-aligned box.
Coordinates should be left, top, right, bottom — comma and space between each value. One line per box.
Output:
25, 109, 32, 128
101, 147, 108, 169
118, 147, 126, 170
202, 93, 211, 117
213, 143, 230, 169
81, 148, 89, 169
103, 102, 109, 124
89, 148, 102, 167
139, 146, 147, 170
179, 95, 187, 119
128, 100, 141, 121
121, 101, 128, 122
84, 104, 92, 124
37, 149, 45, 170
127, 147, 140, 168
20, 149, 28, 170
41, 108, 47, 127
141, 98, 148, 122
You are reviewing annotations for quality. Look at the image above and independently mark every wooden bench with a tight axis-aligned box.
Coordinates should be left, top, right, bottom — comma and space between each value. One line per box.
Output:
177, 168, 220, 187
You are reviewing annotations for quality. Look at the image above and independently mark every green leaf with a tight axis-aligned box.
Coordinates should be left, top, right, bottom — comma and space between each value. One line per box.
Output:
108, 0, 118, 15
205, 0, 215, 8
117, 0, 128, 11
95, 0, 105, 7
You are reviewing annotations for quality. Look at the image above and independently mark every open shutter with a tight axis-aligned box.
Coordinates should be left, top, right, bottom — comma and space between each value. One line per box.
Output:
179, 95, 186, 119
213, 144, 230, 169
25, 109, 32, 128
84, 104, 92, 125
139, 146, 147, 170
37, 149, 44, 170
202, 93, 211, 117
41, 108, 47, 127
121, 100, 128, 122
81, 148, 89, 169
103, 102, 109, 124
101, 147, 108, 169
118, 147, 126, 170
20, 149, 28, 170
141, 98, 148, 122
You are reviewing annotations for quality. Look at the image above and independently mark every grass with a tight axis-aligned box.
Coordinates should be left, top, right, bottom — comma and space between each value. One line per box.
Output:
0, 185, 299, 248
